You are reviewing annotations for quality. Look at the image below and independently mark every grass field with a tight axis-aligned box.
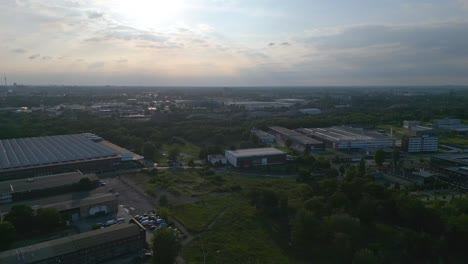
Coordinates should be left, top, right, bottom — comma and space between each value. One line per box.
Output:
170, 195, 232, 232
133, 168, 302, 263
440, 137, 468, 147
181, 200, 299, 264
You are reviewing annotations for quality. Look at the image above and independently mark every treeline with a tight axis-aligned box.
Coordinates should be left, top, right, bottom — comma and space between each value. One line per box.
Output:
247, 171, 468, 263
0, 205, 63, 250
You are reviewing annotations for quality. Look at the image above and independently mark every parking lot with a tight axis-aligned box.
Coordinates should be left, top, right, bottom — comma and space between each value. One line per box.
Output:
70, 176, 183, 246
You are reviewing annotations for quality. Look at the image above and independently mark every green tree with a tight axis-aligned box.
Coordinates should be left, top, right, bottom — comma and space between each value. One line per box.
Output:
143, 142, 156, 160
187, 159, 195, 167
392, 149, 400, 165
77, 177, 94, 191
168, 147, 180, 161
36, 208, 63, 233
358, 158, 366, 176
5, 205, 34, 232
159, 195, 169, 207
0, 221, 16, 250
353, 248, 380, 264
151, 227, 181, 264
374, 149, 385, 166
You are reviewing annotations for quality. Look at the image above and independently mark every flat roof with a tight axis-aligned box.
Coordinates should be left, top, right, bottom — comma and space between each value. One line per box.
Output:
0, 134, 118, 172
98, 141, 144, 161
299, 126, 393, 142
40, 193, 116, 212
0, 224, 141, 264
433, 155, 468, 166
269, 126, 323, 145
0, 172, 97, 194
226, 148, 286, 158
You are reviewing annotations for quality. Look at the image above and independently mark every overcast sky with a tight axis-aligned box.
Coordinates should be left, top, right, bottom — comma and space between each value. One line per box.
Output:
2, 0, 468, 86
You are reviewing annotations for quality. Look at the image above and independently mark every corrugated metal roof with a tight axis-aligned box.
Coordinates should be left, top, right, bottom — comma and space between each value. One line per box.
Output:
0, 224, 141, 263
0, 172, 97, 194
225, 147, 286, 158
0, 134, 117, 171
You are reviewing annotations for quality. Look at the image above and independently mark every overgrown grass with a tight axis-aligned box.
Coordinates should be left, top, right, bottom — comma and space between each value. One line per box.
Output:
440, 137, 468, 147
170, 195, 232, 232
181, 200, 299, 264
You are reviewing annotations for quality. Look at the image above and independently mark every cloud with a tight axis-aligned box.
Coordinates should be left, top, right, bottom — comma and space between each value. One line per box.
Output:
88, 61, 105, 69
85, 25, 179, 48
459, 0, 468, 9
11, 48, 27, 53
87, 10, 103, 19
29, 54, 41, 60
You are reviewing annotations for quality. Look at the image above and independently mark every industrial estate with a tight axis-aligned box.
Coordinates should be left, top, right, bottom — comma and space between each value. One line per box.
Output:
0, 86, 468, 264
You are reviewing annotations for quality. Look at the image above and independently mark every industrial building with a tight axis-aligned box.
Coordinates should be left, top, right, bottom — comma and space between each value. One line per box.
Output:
225, 148, 286, 168
299, 108, 322, 115
0, 134, 139, 180
251, 129, 276, 144
0, 193, 118, 221
298, 126, 396, 150
268, 126, 324, 150
431, 155, 468, 187
434, 118, 468, 134
0, 223, 146, 264
401, 135, 439, 153
403, 120, 434, 135
0, 172, 97, 204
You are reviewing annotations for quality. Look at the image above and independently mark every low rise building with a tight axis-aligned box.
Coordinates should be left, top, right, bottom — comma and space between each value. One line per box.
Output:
269, 126, 324, 150
225, 148, 286, 168
208, 154, 227, 166
299, 108, 322, 115
0, 172, 97, 204
0, 223, 146, 264
434, 118, 468, 134
298, 126, 395, 150
251, 129, 276, 144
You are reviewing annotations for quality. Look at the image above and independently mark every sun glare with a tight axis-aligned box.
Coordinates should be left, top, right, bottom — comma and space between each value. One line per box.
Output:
112, 0, 185, 28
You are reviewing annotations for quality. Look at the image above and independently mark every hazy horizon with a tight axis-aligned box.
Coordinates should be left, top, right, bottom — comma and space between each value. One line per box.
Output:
2, 0, 468, 86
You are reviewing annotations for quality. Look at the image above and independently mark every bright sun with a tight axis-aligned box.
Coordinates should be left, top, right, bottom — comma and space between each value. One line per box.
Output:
112, 0, 185, 28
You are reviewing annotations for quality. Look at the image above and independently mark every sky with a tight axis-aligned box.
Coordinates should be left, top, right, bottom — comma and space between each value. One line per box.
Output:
1, 0, 468, 86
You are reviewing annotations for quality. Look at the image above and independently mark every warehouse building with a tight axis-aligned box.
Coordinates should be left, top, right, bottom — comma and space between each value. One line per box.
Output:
431, 155, 468, 187
401, 135, 439, 153
251, 129, 276, 144
225, 148, 287, 168
0, 134, 122, 180
0, 193, 118, 221
434, 118, 468, 135
0, 172, 97, 204
0, 223, 146, 264
298, 126, 396, 150
268, 126, 324, 149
